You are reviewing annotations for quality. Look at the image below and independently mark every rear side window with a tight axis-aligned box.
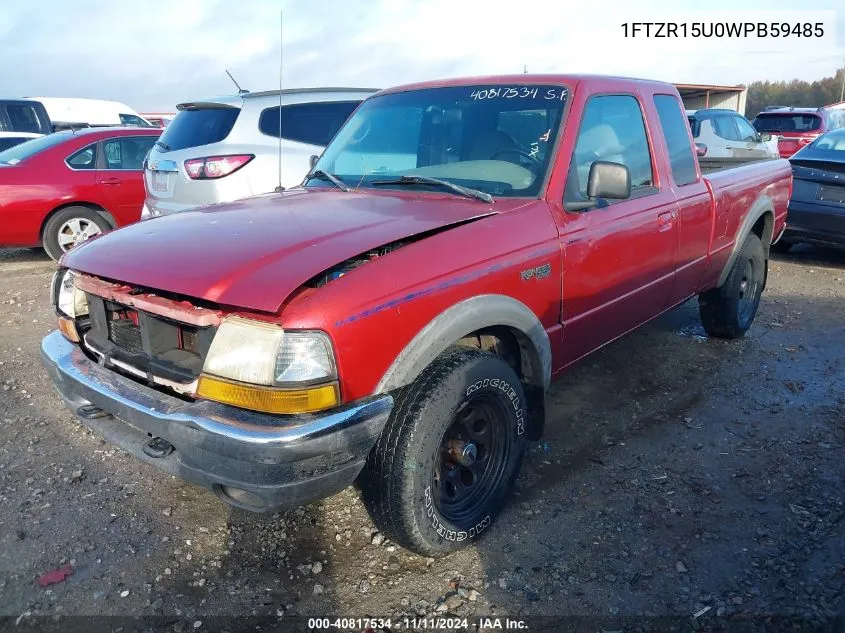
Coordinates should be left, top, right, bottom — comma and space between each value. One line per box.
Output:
5, 104, 48, 134
157, 108, 239, 151
565, 94, 654, 206
687, 116, 700, 137
654, 95, 698, 186
66, 143, 97, 170
713, 116, 739, 140
752, 113, 821, 133
259, 101, 361, 146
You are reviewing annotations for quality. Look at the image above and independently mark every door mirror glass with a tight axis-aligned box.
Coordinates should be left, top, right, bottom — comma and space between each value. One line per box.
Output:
759, 132, 772, 142
568, 161, 631, 211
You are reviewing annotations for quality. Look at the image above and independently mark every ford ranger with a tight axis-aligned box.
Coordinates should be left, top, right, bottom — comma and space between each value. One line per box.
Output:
41, 75, 791, 557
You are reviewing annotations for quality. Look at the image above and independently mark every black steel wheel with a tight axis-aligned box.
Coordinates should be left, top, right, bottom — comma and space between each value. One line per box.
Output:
434, 395, 512, 525
360, 347, 527, 557
700, 232, 767, 339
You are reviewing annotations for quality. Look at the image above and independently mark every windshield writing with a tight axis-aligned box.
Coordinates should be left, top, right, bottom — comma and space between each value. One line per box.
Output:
308, 84, 569, 198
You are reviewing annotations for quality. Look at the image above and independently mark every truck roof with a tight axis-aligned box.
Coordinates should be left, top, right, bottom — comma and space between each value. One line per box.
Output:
375, 74, 678, 97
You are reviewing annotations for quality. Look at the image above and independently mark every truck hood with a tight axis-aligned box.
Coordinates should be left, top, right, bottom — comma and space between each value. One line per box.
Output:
64, 188, 509, 313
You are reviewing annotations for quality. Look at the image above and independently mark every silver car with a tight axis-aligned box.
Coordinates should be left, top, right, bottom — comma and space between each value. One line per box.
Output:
142, 88, 376, 217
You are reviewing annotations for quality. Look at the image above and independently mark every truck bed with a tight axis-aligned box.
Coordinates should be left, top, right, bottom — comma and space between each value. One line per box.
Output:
698, 156, 781, 175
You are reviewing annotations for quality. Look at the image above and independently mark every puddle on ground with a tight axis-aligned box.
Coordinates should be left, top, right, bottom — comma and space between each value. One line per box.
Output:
675, 323, 709, 341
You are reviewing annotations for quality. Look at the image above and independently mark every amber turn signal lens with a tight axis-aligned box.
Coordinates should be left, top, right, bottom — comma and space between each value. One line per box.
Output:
57, 317, 80, 343
196, 375, 339, 414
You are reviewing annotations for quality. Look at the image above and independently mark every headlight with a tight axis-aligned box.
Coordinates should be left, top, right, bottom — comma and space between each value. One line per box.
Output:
52, 269, 88, 319
197, 317, 339, 414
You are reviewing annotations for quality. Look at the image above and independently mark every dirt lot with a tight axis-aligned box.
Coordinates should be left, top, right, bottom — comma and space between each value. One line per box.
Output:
0, 245, 843, 632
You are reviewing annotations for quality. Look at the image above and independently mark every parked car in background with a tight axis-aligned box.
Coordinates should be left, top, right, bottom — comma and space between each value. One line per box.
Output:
0, 127, 160, 260
142, 87, 376, 217
752, 106, 845, 158
0, 98, 52, 135
776, 127, 845, 251
0, 131, 42, 151
24, 98, 154, 131
43, 74, 790, 557
687, 108, 778, 163
140, 113, 175, 128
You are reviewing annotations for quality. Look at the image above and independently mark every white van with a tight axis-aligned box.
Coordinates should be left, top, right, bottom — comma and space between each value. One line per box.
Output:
23, 97, 154, 130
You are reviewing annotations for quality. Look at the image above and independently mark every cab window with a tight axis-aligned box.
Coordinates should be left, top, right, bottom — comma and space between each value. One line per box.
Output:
565, 95, 654, 207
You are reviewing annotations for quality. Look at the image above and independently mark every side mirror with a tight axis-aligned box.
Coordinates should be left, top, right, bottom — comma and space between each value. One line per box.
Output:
759, 132, 772, 142
309, 154, 319, 169
695, 143, 707, 157
567, 161, 631, 212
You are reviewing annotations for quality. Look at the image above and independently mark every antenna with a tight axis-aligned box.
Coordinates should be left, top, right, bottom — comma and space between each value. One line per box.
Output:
225, 70, 248, 95
274, 10, 285, 193
523, 64, 527, 74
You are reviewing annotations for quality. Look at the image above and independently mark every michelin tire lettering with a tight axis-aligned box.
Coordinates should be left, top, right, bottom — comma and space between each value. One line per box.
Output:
424, 486, 491, 542
466, 377, 525, 435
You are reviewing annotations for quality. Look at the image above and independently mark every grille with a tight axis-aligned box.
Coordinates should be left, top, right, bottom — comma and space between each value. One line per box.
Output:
108, 317, 144, 355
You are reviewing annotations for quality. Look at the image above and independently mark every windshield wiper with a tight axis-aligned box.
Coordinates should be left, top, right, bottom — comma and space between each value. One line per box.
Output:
371, 175, 493, 203
307, 169, 350, 192
154, 140, 171, 151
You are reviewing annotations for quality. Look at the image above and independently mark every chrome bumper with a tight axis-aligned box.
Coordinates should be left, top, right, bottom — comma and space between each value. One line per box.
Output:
40, 331, 393, 511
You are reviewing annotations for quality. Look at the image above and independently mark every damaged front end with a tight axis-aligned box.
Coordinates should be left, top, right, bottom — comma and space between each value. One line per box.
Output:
52, 269, 220, 396
42, 268, 394, 513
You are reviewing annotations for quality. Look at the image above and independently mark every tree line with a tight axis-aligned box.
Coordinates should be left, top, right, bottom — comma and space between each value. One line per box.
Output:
745, 68, 845, 117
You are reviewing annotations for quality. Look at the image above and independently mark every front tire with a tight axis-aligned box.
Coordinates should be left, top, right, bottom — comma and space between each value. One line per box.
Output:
360, 347, 527, 557
42, 206, 111, 261
699, 232, 767, 339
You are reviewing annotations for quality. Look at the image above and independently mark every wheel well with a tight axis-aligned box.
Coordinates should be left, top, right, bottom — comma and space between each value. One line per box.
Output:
456, 326, 546, 440
751, 211, 774, 252
39, 202, 116, 240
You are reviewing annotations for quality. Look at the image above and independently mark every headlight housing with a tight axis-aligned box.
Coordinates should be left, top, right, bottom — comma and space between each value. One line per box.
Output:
197, 316, 339, 414
52, 269, 88, 319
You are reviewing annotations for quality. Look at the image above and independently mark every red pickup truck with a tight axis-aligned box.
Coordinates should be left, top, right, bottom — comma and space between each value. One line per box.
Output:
42, 75, 791, 557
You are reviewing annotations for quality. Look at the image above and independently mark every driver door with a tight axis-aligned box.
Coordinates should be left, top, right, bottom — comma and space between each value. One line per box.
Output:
554, 93, 680, 368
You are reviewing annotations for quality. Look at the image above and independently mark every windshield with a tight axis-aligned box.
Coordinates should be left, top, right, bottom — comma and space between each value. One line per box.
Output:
752, 113, 821, 133
0, 133, 68, 164
308, 84, 569, 197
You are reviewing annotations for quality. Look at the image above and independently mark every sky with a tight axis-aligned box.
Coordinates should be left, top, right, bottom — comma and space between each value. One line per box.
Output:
1, 0, 843, 112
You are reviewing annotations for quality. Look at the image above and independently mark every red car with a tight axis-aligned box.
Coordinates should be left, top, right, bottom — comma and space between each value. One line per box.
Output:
752, 106, 845, 158
0, 127, 160, 260
44, 74, 791, 556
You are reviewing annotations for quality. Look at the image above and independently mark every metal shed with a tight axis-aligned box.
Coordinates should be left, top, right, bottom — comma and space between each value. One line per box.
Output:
674, 83, 748, 115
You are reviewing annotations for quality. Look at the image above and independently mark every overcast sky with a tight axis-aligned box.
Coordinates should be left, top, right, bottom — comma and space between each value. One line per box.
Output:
2, 0, 843, 111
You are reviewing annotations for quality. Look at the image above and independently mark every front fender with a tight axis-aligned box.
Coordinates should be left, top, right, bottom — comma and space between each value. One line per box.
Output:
375, 294, 551, 394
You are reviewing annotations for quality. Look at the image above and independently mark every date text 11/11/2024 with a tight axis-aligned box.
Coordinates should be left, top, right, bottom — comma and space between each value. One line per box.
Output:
307, 617, 528, 630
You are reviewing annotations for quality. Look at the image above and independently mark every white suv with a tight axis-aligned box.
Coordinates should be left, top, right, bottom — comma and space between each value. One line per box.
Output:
142, 88, 376, 217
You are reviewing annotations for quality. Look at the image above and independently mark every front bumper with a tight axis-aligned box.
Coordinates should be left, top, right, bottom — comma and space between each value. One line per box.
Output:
41, 331, 393, 512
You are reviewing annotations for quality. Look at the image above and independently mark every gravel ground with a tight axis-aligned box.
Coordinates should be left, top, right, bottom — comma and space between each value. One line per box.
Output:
0, 245, 843, 632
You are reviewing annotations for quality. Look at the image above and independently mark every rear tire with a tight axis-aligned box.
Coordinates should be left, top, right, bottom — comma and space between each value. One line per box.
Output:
43, 206, 111, 261
699, 232, 766, 339
360, 347, 527, 557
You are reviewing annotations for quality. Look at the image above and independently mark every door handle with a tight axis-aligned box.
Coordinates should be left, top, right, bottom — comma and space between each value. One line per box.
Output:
657, 210, 677, 231
100, 177, 121, 185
